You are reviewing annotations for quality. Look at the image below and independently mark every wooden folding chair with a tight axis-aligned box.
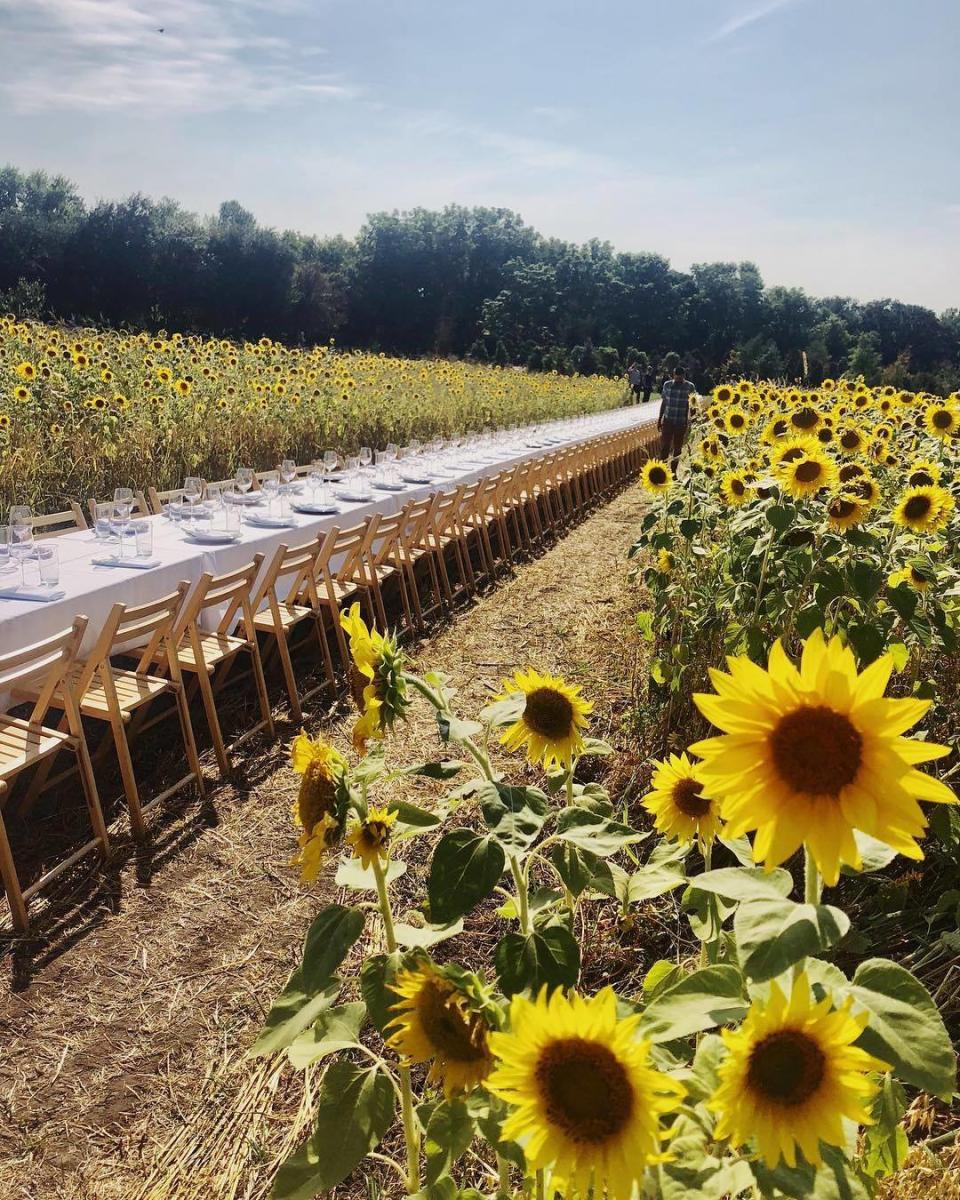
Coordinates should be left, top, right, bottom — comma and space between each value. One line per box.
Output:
386, 497, 446, 633
457, 477, 498, 586
1, 617, 108, 934
251, 538, 337, 721
430, 487, 476, 604
146, 484, 183, 514
310, 524, 367, 670
86, 490, 149, 525
25, 585, 206, 839
168, 557, 275, 778
31, 504, 88, 539
340, 511, 416, 636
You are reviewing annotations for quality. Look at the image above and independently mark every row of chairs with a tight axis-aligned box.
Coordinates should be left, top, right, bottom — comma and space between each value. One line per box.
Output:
1, 424, 655, 932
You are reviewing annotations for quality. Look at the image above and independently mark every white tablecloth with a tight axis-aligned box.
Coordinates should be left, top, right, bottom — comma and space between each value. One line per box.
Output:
0, 402, 658, 664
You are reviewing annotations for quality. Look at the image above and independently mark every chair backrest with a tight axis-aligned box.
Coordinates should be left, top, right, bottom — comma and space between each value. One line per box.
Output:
253, 538, 322, 613
432, 487, 465, 539
32, 503, 88, 539
73, 584, 191, 695
330, 520, 374, 585
174, 555, 265, 639
87, 490, 149, 524
1, 617, 87, 725
368, 510, 407, 569
146, 484, 183, 515
254, 468, 278, 489
398, 495, 436, 551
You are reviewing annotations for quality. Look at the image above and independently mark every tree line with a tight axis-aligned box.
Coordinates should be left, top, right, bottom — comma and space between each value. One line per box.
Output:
2, 164, 958, 392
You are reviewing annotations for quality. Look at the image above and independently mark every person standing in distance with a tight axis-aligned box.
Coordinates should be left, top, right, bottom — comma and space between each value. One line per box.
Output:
642, 367, 654, 405
625, 360, 644, 405
658, 365, 695, 473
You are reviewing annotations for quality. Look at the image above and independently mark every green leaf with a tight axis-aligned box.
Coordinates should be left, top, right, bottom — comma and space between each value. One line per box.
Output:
421, 1097, 476, 1185
554, 808, 645, 857
249, 972, 341, 1057
437, 713, 484, 743
272, 1063, 395, 1199
887, 642, 910, 672
350, 745, 387, 785
635, 611, 654, 641
470, 1092, 525, 1169
887, 584, 918, 621
850, 958, 956, 1100
642, 965, 748, 1042
428, 830, 505, 923
862, 1075, 909, 1179
850, 561, 884, 605
399, 760, 468, 781
686, 1033, 725, 1102
479, 694, 525, 727
580, 736, 614, 758
766, 504, 795, 532
847, 622, 887, 666
494, 923, 580, 996
795, 604, 826, 639
301, 904, 366, 993
286, 1001, 367, 1069
717, 834, 755, 867
660, 1112, 755, 1200
393, 918, 465, 949
688, 866, 793, 903
360, 951, 403, 1033
480, 783, 548, 855
550, 843, 614, 898
335, 857, 407, 892
610, 860, 686, 903
841, 832, 897, 875
679, 517, 701, 538
390, 799, 443, 829
643, 959, 683, 999
734, 899, 850, 982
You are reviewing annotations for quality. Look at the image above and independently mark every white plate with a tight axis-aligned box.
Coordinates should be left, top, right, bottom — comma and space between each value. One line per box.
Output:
373, 481, 407, 492
336, 491, 374, 503
244, 513, 298, 528
291, 502, 340, 515
185, 529, 244, 544
226, 492, 264, 506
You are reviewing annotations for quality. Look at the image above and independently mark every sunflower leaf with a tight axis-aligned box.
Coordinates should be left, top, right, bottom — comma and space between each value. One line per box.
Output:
301, 903, 367, 993
249, 973, 342, 1058
392, 918, 464, 949
641, 965, 748, 1042
494, 922, 580, 996
734, 899, 850, 982
335, 857, 407, 892
550, 843, 615, 898
480, 783, 548, 855
286, 1001, 367, 1069
272, 1062, 395, 1199
436, 713, 484, 744
862, 1075, 909, 1179
849, 958, 956, 1100
421, 1097, 476, 1185
554, 808, 645, 857
360, 951, 404, 1034
427, 830, 506, 923
687, 867, 793, 903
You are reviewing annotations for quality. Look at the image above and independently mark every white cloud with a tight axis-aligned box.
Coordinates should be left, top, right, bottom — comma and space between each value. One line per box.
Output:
0, 0, 358, 112
706, 0, 803, 43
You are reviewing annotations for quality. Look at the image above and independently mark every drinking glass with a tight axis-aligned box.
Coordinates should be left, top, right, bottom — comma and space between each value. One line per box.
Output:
10, 506, 34, 584
280, 459, 297, 489
134, 520, 153, 558
359, 446, 373, 470
183, 476, 202, 516
262, 477, 280, 516
323, 450, 339, 479
236, 467, 254, 496
94, 501, 115, 540
37, 544, 59, 588
113, 488, 134, 559
307, 469, 323, 497
0, 525, 9, 570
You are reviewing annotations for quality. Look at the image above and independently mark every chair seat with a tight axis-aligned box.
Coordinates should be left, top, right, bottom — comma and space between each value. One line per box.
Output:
176, 631, 247, 671
322, 579, 360, 604
67, 663, 170, 717
0, 717, 71, 781
254, 603, 313, 632
344, 563, 396, 586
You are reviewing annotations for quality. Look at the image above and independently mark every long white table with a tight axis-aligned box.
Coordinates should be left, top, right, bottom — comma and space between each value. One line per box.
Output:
0, 402, 659, 660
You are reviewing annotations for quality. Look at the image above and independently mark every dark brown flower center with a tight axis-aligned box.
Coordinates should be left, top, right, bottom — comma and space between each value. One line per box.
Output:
794, 460, 823, 484
933, 409, 952, 430
748, 1029, 826, 1107
731, 413, 745, 428
780, 447, 805, 464
839, 463, 864, 482
418, 979, 489, 1063
731, 479, 745, 496
524, 687, 575, 741
535, 1037, 634, 1144
792, 407, 818, 429
770, 705, 863, 795
297, 765, 337, 831
673, 777, 710, 818
829, 498, 857, 521
904, 494, 932, 521
648, 466, 667, 486
909, 470, 934, 487
840, 431, 860, 450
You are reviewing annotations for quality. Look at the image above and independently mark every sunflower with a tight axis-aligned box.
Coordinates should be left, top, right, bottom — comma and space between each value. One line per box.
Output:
346, 804, 397, 869
15, 361, 35, 380
12, 384, 29, 403
657, 548, 676, 574
892, 486, 954, 534
340, 603, 409, 754
780, 451, 838, 499
713, 384, 734, 404
690, 629, 957, 884
924, 402, 958, 439
710, 972, 887, 1169
487, 987, 684, 1199
761, 416, 791, 445
174, 378, 191, 396
826, 493, 866, 532
289, 730, 347, 882
725, 406, 749, 435
852, 472, 880, 508
388, 961, 494, 1095
0, 413, 10, 429
907, 459, 942, 488
720, 470, 750, 507
789, 405, 820, 433
641, 458, 673, 494
643, 752, 722, 845
497, 667, 593, 770
770, 437, 813, 471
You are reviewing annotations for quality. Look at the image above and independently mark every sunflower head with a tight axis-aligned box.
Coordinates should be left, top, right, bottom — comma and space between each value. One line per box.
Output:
346, 804, 397, 870
340, 603, 409, 753
907, 459, 942, 488
388, 960, 496, 1095
657, 548, 676, 574
643, 751, 722, 846
892, 485, 954, 535
720, 470, 750, 507
487, 986, 685, 1198
710, 972, 888, 1169
725, 406, 749, 435
780, 450, 838, 499
691, 629, 957, 884
826, 492, 866, 532
924, 403, 958, 439
288, 731, 348, 882
641, 458, 673, 494
497, 667, 593, 770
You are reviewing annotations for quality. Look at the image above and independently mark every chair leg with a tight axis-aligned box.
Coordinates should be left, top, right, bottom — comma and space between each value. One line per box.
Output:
274, 630, 303, 723
109, 714, 147, 840
194, 665, 232, 778
0, 806, 29, 934
172, 684, 207, 798
248, 643, 276, 741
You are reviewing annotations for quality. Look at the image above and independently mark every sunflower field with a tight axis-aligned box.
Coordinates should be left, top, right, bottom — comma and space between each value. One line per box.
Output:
249, 499, 959, 1200
0, 316, 623, 512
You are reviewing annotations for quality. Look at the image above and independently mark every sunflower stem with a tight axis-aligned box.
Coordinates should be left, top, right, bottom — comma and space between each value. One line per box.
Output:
536, 1167, 546, 1200
564, 767, 575, 808
803, 848, 822, 906
496, 1152, 511, 1195
698, 839, 713, 969
371, 853, 421, 1195
509, 854, 531, 935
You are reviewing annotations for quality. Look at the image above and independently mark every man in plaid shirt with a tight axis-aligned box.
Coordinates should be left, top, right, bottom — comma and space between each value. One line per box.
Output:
658, 365, 695, 473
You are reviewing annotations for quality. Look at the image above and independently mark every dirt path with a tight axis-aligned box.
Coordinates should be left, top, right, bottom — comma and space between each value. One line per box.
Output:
0, 484, 650, 1200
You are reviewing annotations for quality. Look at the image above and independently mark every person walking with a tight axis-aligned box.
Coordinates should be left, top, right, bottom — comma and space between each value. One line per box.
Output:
642, 368, 654, 404
657, 365, 695, 473
626, 360, 644, 404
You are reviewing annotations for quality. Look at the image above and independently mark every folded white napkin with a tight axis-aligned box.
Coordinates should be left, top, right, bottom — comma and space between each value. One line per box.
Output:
91, 555, 161, 570
0, 584, 67, 602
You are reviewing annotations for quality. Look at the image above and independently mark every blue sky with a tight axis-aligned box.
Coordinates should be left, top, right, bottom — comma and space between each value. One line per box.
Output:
1, 0, 958, 310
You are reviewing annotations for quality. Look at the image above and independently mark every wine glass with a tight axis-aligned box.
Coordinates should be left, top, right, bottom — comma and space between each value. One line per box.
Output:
307, 468, 323, 498
280, 458, 297, 489
183, 477, 202, 518
236, 467, 254, 496
112, 488, 133, 559
9, 507, 32, 584
323, 450, 339, 479
0, 525, 9, 572
359, 446, 373, 471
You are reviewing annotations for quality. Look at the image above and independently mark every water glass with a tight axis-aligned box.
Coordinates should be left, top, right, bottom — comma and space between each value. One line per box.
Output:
323, 450, 339, 478
94, 501, 115, 540
359, 446, 373, 470
236, 467, 254, 495
21, 550, 41, 589
113, 488, 134, 558
10, 507, 34, 583
280, 458, 297, 488
37, 544, 59, 588
0, 525, 9, 570
134, 519, 153, 558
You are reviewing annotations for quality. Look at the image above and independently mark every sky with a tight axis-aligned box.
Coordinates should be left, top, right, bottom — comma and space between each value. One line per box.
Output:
1, 0, 958, 311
